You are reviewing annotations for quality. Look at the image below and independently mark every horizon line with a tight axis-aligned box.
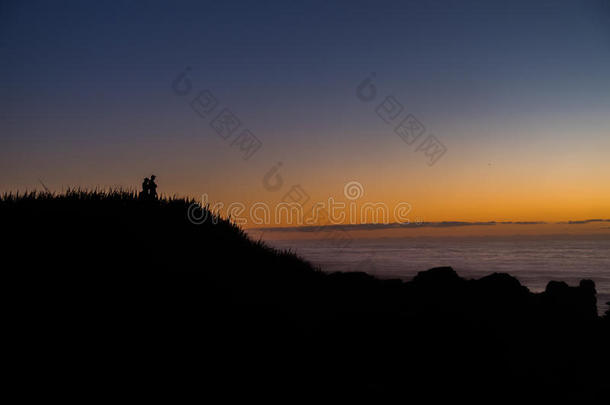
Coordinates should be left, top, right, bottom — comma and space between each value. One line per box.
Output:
254, 219, 610, 232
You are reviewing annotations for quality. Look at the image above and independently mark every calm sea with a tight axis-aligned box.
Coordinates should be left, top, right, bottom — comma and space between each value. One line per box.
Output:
267, 236, 610, 314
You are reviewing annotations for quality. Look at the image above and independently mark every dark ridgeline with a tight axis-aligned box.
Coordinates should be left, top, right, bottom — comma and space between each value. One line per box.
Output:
3, 189, 609, 402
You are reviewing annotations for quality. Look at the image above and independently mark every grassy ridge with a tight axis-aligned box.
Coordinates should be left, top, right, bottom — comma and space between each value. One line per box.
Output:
1, 189, 315, 274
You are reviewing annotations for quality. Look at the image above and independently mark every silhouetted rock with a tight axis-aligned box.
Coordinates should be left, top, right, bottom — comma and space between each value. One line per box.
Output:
545, 280, 570, 294
472, 273, 530, 317
477, 272, 528, 295
543, 279, 598, 320
578, 279, 598, 318
412, 266, 460, 286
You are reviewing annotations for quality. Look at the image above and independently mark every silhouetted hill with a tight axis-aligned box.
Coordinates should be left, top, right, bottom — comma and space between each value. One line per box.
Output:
3, 191, 608, 401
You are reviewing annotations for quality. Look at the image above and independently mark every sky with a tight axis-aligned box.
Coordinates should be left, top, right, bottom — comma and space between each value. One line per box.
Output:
1, 0, 609, 235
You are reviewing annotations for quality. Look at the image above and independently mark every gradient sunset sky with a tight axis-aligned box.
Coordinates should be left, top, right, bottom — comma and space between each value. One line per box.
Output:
2, 0, 609, 234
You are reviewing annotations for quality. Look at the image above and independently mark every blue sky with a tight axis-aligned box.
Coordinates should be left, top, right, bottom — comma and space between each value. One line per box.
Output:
1, 0, 609, 225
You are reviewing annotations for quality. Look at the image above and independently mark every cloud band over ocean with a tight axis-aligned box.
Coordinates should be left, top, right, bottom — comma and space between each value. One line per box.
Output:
256, 219, 610, 233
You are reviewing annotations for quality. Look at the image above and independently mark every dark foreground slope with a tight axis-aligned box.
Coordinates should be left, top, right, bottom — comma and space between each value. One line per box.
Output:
3, 191, 609, 402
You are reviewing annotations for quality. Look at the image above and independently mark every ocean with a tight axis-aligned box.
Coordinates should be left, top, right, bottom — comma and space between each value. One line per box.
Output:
267, 236, 610, 314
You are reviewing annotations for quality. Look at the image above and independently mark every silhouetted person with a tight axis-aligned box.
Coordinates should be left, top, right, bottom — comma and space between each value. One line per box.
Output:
140, 177, 150, 200
149, 175, 158, 200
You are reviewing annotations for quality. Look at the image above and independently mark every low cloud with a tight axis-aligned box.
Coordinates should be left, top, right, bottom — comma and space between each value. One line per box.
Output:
558, 219, 610, 225
500, 221, 547, 225
256, 218, 610, 233
256, 220, 548, 233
